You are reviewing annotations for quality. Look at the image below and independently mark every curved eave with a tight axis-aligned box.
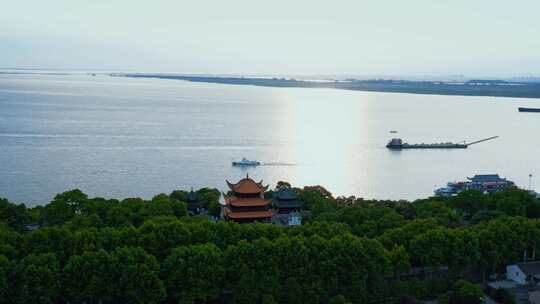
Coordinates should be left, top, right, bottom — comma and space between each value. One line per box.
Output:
226, 179, 269, 194
226, 180, 235, 191
227, 197, 271, 207
224, 208, 273, 219
273, 201, 304, 208
273, 187, 299, 200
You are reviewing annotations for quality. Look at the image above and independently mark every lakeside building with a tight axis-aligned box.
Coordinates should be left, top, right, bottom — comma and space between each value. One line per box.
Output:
272, 188, 303, 226
435, 174, 516, 196
468, 174, 511, 185
506, 262, 540, 285
223, 175, 273, 223
272, 188, 303, 214
186, 189, 205, 215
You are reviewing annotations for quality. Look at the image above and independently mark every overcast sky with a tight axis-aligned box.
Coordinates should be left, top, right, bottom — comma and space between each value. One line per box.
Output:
2, 0, 539, 76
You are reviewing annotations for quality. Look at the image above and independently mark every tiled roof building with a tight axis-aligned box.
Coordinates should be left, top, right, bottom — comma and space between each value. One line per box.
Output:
223, 175, 272, 223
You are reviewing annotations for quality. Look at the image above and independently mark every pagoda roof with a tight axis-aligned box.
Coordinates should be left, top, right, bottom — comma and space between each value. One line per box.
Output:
274, 188, 299, 200
225, 196, 270, 207
273, 188, 303, 208
186, 189, 199, 202
226, 175, 268, 194
273, 199, 303, 209
467, 174, 506, 183
224, 208, 273, 219
187, 200, 204, 210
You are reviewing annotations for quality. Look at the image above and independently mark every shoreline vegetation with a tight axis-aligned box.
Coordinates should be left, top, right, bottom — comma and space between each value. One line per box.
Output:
119, 73, 540, 99
0, 183, 538, 303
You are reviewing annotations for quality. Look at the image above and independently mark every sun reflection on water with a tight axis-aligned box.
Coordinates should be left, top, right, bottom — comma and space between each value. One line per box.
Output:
272, 88, 374, 195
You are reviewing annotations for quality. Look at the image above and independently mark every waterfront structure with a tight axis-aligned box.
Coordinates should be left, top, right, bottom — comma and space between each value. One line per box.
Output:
468, 174, 509, 184
223, 175, 272, 223
435, 174, 516, 196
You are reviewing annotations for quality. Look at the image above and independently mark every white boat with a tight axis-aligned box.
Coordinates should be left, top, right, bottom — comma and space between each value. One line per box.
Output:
232, 158, 260, 166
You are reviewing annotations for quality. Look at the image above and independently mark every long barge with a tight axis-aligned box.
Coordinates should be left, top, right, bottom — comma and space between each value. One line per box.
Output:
386, 136, 498, 150
518, 107, 540, 112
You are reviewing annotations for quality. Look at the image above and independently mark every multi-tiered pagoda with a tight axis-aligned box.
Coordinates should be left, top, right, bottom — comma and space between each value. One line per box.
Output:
223, 175, 273, 223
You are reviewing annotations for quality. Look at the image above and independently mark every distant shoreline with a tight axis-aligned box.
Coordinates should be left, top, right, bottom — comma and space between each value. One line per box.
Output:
119, 74, 540, 99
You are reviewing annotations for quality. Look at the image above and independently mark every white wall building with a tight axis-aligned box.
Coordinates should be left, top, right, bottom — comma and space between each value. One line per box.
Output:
506, 264, 528, 285
506, 262, 540, 285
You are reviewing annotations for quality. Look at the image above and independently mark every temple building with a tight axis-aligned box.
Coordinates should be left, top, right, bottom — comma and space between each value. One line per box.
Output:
272, 187, 303, 226
273, 188, 303, 214
186, 189, 205, 215
223, 175, 273, 223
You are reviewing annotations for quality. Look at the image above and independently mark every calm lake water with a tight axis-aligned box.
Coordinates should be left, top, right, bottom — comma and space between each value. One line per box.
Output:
1, 73, 539, 206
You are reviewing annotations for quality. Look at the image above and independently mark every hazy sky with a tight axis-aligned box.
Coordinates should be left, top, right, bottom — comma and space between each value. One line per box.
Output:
2, 0, 539, 76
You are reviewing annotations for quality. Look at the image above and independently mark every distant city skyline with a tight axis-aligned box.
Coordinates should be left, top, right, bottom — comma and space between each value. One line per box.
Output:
2, 1, 540, 76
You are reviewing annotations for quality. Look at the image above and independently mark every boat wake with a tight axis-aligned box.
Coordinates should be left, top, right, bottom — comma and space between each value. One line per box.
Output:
261, 162, 297, 166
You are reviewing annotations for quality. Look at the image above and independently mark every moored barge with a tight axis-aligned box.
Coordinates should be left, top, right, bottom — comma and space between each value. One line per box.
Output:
386, 136, 498, 150
518, 107, 540, 113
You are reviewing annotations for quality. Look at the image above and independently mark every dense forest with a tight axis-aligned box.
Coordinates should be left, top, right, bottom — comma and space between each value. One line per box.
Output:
1, 184, 538, 303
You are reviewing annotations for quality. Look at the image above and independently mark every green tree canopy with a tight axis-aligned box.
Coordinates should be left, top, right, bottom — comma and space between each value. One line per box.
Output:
163, 243, 225, 302
17, 253, 60, 304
